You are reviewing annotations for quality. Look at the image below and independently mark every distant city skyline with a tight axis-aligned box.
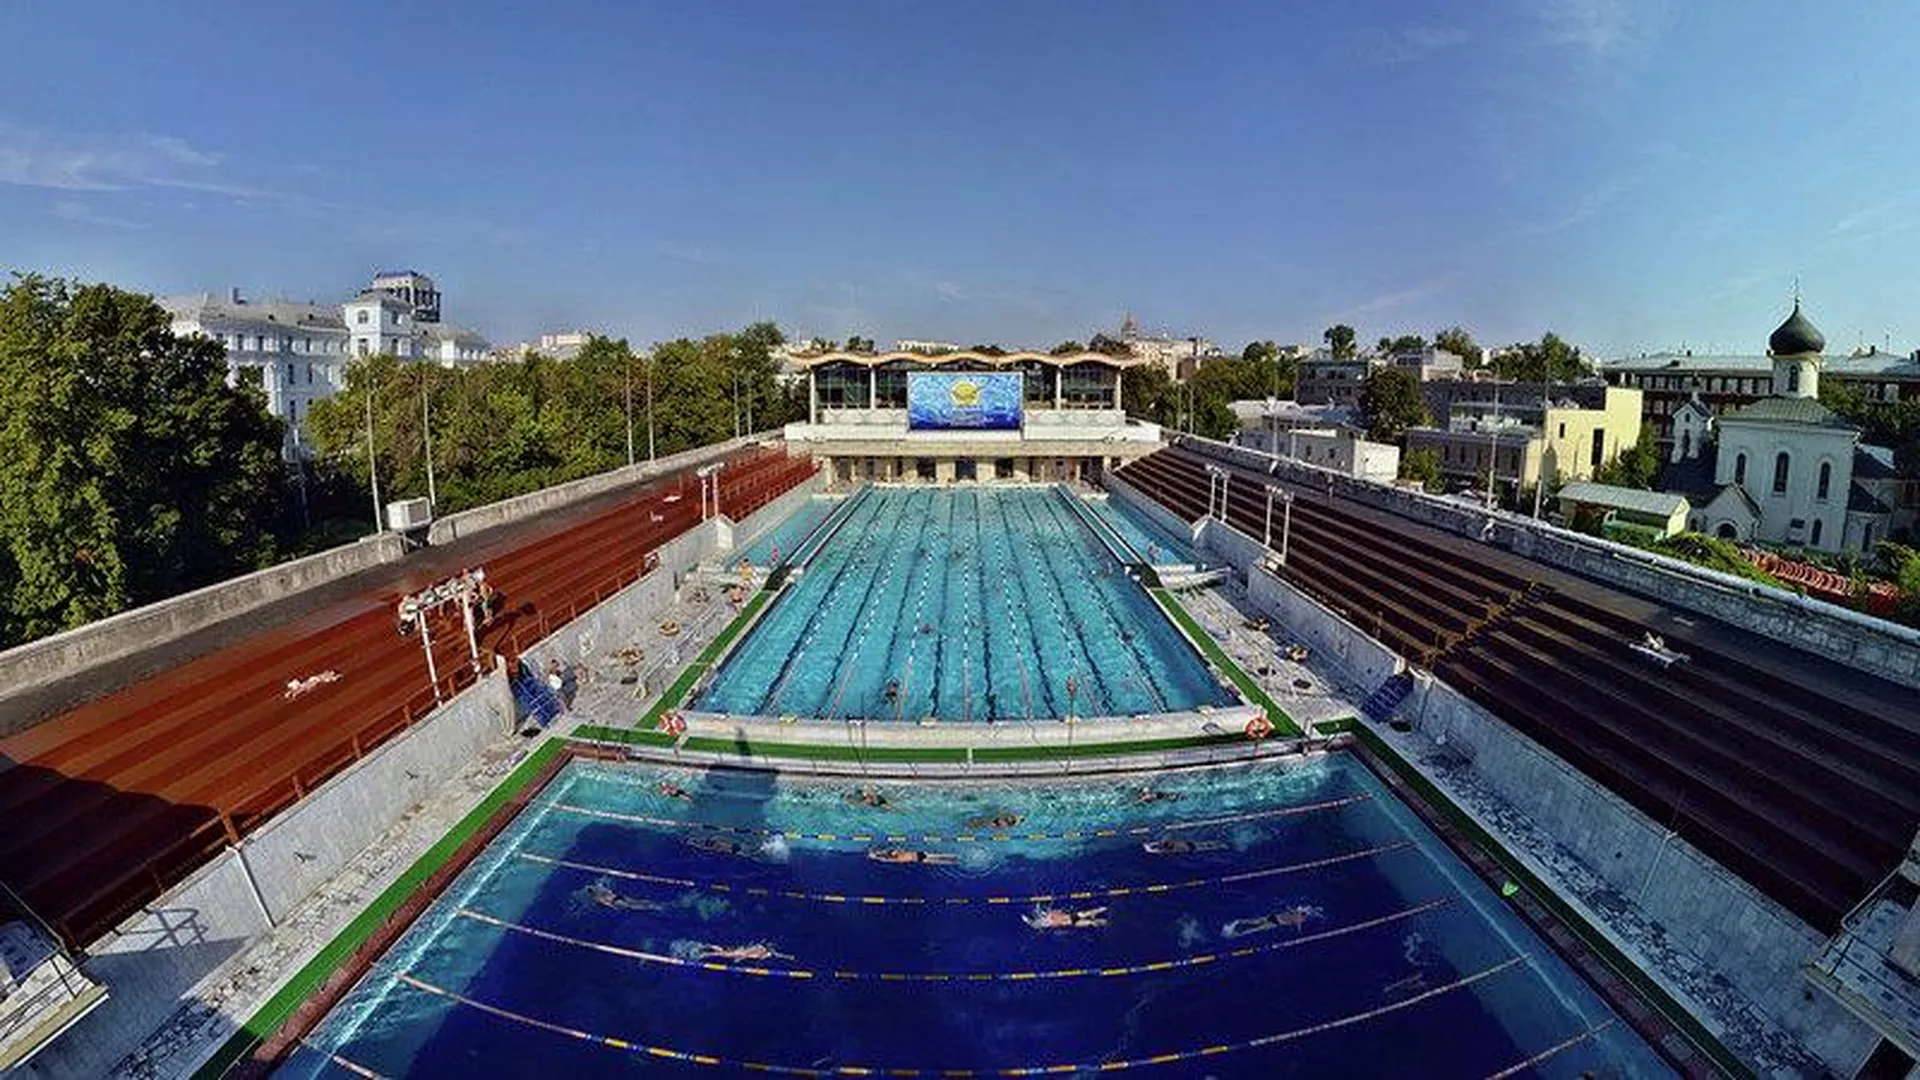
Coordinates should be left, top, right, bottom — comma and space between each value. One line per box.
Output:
3, 1, 1918, 358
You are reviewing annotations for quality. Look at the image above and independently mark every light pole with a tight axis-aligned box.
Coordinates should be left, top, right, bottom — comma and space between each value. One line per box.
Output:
1280, 490, 1294, 565
645, 353, 656, 463
419, 365, 437, 510
364, 374, 382, 530
624, 354, 636, 468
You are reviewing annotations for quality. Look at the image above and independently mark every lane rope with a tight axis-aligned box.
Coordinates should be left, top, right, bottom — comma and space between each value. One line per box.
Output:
515, 838, 1416, 906
1483, 1019, 1618, 1078
539, 792, 1374, 845
452, 897, 1454, 983
295, 1040, 386, 1078
387, 956, 1526, 1076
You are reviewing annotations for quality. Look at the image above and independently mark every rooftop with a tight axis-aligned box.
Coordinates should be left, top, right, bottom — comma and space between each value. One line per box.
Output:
1602, 351, 1920, 378
158, 293, 347, 332
1719, 396, 1855, 429
793, 349, 1144, 369
1557, 480, 1690, 519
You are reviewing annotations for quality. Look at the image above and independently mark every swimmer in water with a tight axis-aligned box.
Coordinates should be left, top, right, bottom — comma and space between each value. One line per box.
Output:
847, 785, 893, 810
1222, 905, 1315, 938
585, 880, 661, 911
1024, 906, 1109, 930
686, 834, 758, 859
658, 780, 693, 802
965, 811, 1024, 831
1135, 788, 1181, 805
1142, 838, 1227, 855
697, 942, 793, 963
867, 846, 959, 865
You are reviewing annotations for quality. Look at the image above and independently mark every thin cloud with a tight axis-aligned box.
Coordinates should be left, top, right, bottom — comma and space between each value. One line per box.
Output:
1376, 25, 1471, 65
1526, 174, 1641, 235
51, 199, 144, 230
1532, 0, 1642, 55
0, 123, 237, 192
1332, 273, 1456, 323
657, 243, 726, 266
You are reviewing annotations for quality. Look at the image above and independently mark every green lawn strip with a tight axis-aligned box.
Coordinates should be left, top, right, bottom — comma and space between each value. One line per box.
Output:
571, 725, 1254, 763
1354, 725, 1750, 1079
1149, 588, 1301, 737
193, 738, 566, 1080
637, 591, 771, 730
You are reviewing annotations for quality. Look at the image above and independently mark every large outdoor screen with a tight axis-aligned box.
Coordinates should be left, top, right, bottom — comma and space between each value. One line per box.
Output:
906, 371, 1023, 431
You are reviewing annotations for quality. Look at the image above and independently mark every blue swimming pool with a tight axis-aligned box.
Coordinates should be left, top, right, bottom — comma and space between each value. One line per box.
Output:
732, 496, 840, 568
1085, 493, 1200, 567
280, 755, 1669, 1078
694, 487, 1235, 722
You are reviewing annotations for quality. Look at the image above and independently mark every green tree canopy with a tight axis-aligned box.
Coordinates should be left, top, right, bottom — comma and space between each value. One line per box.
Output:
1087, 333, 1133, 357
1324, 324, 1358, 360
1592, 424, 1663, 489
1358, 366, 1430, 442
1492, 332, 1590, 383
0, 275, 289, 646
1049, 341, 1083, 356
1398, 447, 1445, 493
1434, 326, 1479, 365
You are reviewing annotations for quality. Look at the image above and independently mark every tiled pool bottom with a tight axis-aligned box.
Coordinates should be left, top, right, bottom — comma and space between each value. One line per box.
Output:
280, 755, 1671, 1078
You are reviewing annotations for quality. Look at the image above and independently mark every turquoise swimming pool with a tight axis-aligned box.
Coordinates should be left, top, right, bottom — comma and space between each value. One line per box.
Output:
693, 487, 1236, 722
280, 754, 1671, 1077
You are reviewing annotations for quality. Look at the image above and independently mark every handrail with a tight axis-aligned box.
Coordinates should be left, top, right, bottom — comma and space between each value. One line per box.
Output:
1052, 484, 1139, 564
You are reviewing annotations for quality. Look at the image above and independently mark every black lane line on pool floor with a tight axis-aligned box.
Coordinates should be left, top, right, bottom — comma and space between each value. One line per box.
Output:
1483, 1020, 1619, 1079
375, 955, 1528, 1076
450, 896, 1455, 983
512, 837, 1418, 906
535, 790, 1374, 845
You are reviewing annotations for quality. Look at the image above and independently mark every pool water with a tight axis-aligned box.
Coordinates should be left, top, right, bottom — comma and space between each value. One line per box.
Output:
281, 755, 1669, 1078
733, 496, 840, 568
1085, 494, 1200, 567
694, 487, 1235, 721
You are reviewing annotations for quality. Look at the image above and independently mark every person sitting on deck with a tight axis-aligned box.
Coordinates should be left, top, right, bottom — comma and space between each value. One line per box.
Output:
1025, 905, 1109, 930
867, 846, 958, 865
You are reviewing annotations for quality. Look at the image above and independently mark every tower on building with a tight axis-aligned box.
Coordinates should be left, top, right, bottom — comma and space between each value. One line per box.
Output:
1767, 299, 1825, 399
370, 270, 441, 324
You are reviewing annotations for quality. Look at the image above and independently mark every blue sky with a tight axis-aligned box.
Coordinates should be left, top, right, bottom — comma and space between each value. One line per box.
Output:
2, 1, 1917, 358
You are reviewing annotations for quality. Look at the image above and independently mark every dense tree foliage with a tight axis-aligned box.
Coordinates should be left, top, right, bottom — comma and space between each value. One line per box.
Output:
1822, 380, 1920, 475
1434, 326, 1479, 365
1490, 332, 1590, 382
1087, 333, 1132, 357
1323, 324, 1357, 360
1358, 366, 1430, 441
1593, 424, 1663, 489
1048, 341, 1083, 355
0, 275, 291, 646
1398, 447, 1444, 492
305, 323, 803, 520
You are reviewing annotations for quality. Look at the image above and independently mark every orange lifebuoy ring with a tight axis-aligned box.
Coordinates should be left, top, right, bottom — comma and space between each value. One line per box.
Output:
660, 711, 688, 736
1245, 715, 1275, 740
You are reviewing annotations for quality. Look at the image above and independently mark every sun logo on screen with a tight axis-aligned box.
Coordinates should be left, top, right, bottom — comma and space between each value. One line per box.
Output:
949, 380, 981, 406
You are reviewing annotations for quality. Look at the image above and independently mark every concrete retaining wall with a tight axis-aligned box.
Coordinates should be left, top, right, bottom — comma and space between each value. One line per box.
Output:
724, 472, 825, 559
1246, 568, 1405, 692
20, 669, 512, 1080
0, 534, 409, 725
427, 432, 777, 546
1175, 434, 1920, 689
522, 524, 716, 687
1409, 678, 1877, 1071
1101, 471, 1202, 548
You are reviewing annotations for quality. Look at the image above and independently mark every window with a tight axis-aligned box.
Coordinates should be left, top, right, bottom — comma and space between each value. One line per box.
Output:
1863, 523, 1874, 548
1817, 461, 1831, 500
1680, 430, 1691, 458
1773, 452, 1790, 495
1557, 422, 1566, 438
1786, 365, 1799, 393
306, 362, 314, 385
1811, 519, 1823, 546
356, 310, 369, 324
1734, 452, 1747, 485
286, 362, 295, 384
814, 362, 870, 410
1590, 429, 1606, 470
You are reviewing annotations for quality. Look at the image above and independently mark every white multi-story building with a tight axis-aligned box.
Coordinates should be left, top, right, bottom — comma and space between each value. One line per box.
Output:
1118, 313, 1218, 380
159, 289, 351, 457
893, 339, 961, 355
342, 291, 419, 359
370, 269, 441, 323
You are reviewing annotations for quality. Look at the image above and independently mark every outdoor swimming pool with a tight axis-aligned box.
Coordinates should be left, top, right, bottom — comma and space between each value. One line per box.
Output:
280, 755, 1668, 1077
1085, 493, 1200, 567
695, 487, 1235, 721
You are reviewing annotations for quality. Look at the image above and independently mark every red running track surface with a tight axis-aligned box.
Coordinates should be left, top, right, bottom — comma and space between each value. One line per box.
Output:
0, 446, 817, 946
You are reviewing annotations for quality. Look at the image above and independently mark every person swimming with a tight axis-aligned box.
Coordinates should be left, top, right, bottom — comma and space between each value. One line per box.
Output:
1142, 838, 1227, 855
696, 942, 793, 963
658, 780, 693, 802
1024, 905, 1109, 930
847, 785, 893, 810
686, 834, 757, 859
867, 846, 958, 865
1135, 788, 1181, 805
965, 811, 1024, 830
1223, 905, 1315, 938
585, 880, 661, 911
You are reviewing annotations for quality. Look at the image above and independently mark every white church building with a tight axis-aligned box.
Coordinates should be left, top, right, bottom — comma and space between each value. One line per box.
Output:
1662, 301, 1896, 553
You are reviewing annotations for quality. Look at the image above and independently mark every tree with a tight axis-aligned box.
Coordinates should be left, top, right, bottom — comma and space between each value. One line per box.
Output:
1324, 324, 1357, 360
1358, 366, 1429, 442
0, 275, 289, 646
1399, 447, 1445, 493
1434, 326, 1479, 366
1121, 362, 1173, 422
1593, 424, 1662, 489
1087, 333, 1133, 358
1240, 339, 1294, 399
1241, 340, 1278, 365
969, 343, 1007, 356
1195, 396, 1240, 441
1049, 341, 1083, 356
844, 335, 876, 354
1376, 336, 1393, 356
1388, 334, 1426, 354
1491, 332, 1590, 383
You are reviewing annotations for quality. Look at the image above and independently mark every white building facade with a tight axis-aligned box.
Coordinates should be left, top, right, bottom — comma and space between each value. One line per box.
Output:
160, 290, 351, 458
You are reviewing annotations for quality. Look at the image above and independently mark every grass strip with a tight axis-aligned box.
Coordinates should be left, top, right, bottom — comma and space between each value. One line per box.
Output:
573, 724, 1264, 763
1353, 724, 1749, 1079
193, 738, 566, 1080
1149, 588, 1301, 737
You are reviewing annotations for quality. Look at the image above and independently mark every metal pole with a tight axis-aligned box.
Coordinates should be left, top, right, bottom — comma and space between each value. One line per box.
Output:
646, 356, 656, 462
420, 367, 437, 510
1486, 386, 1500, 511
1281, 494, 1293, 565
460, 581, 480, 669
417, 613, 442, 704
365, 378, 382, 530
625, 358, 636, 467
1263, 486, 1275, 549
